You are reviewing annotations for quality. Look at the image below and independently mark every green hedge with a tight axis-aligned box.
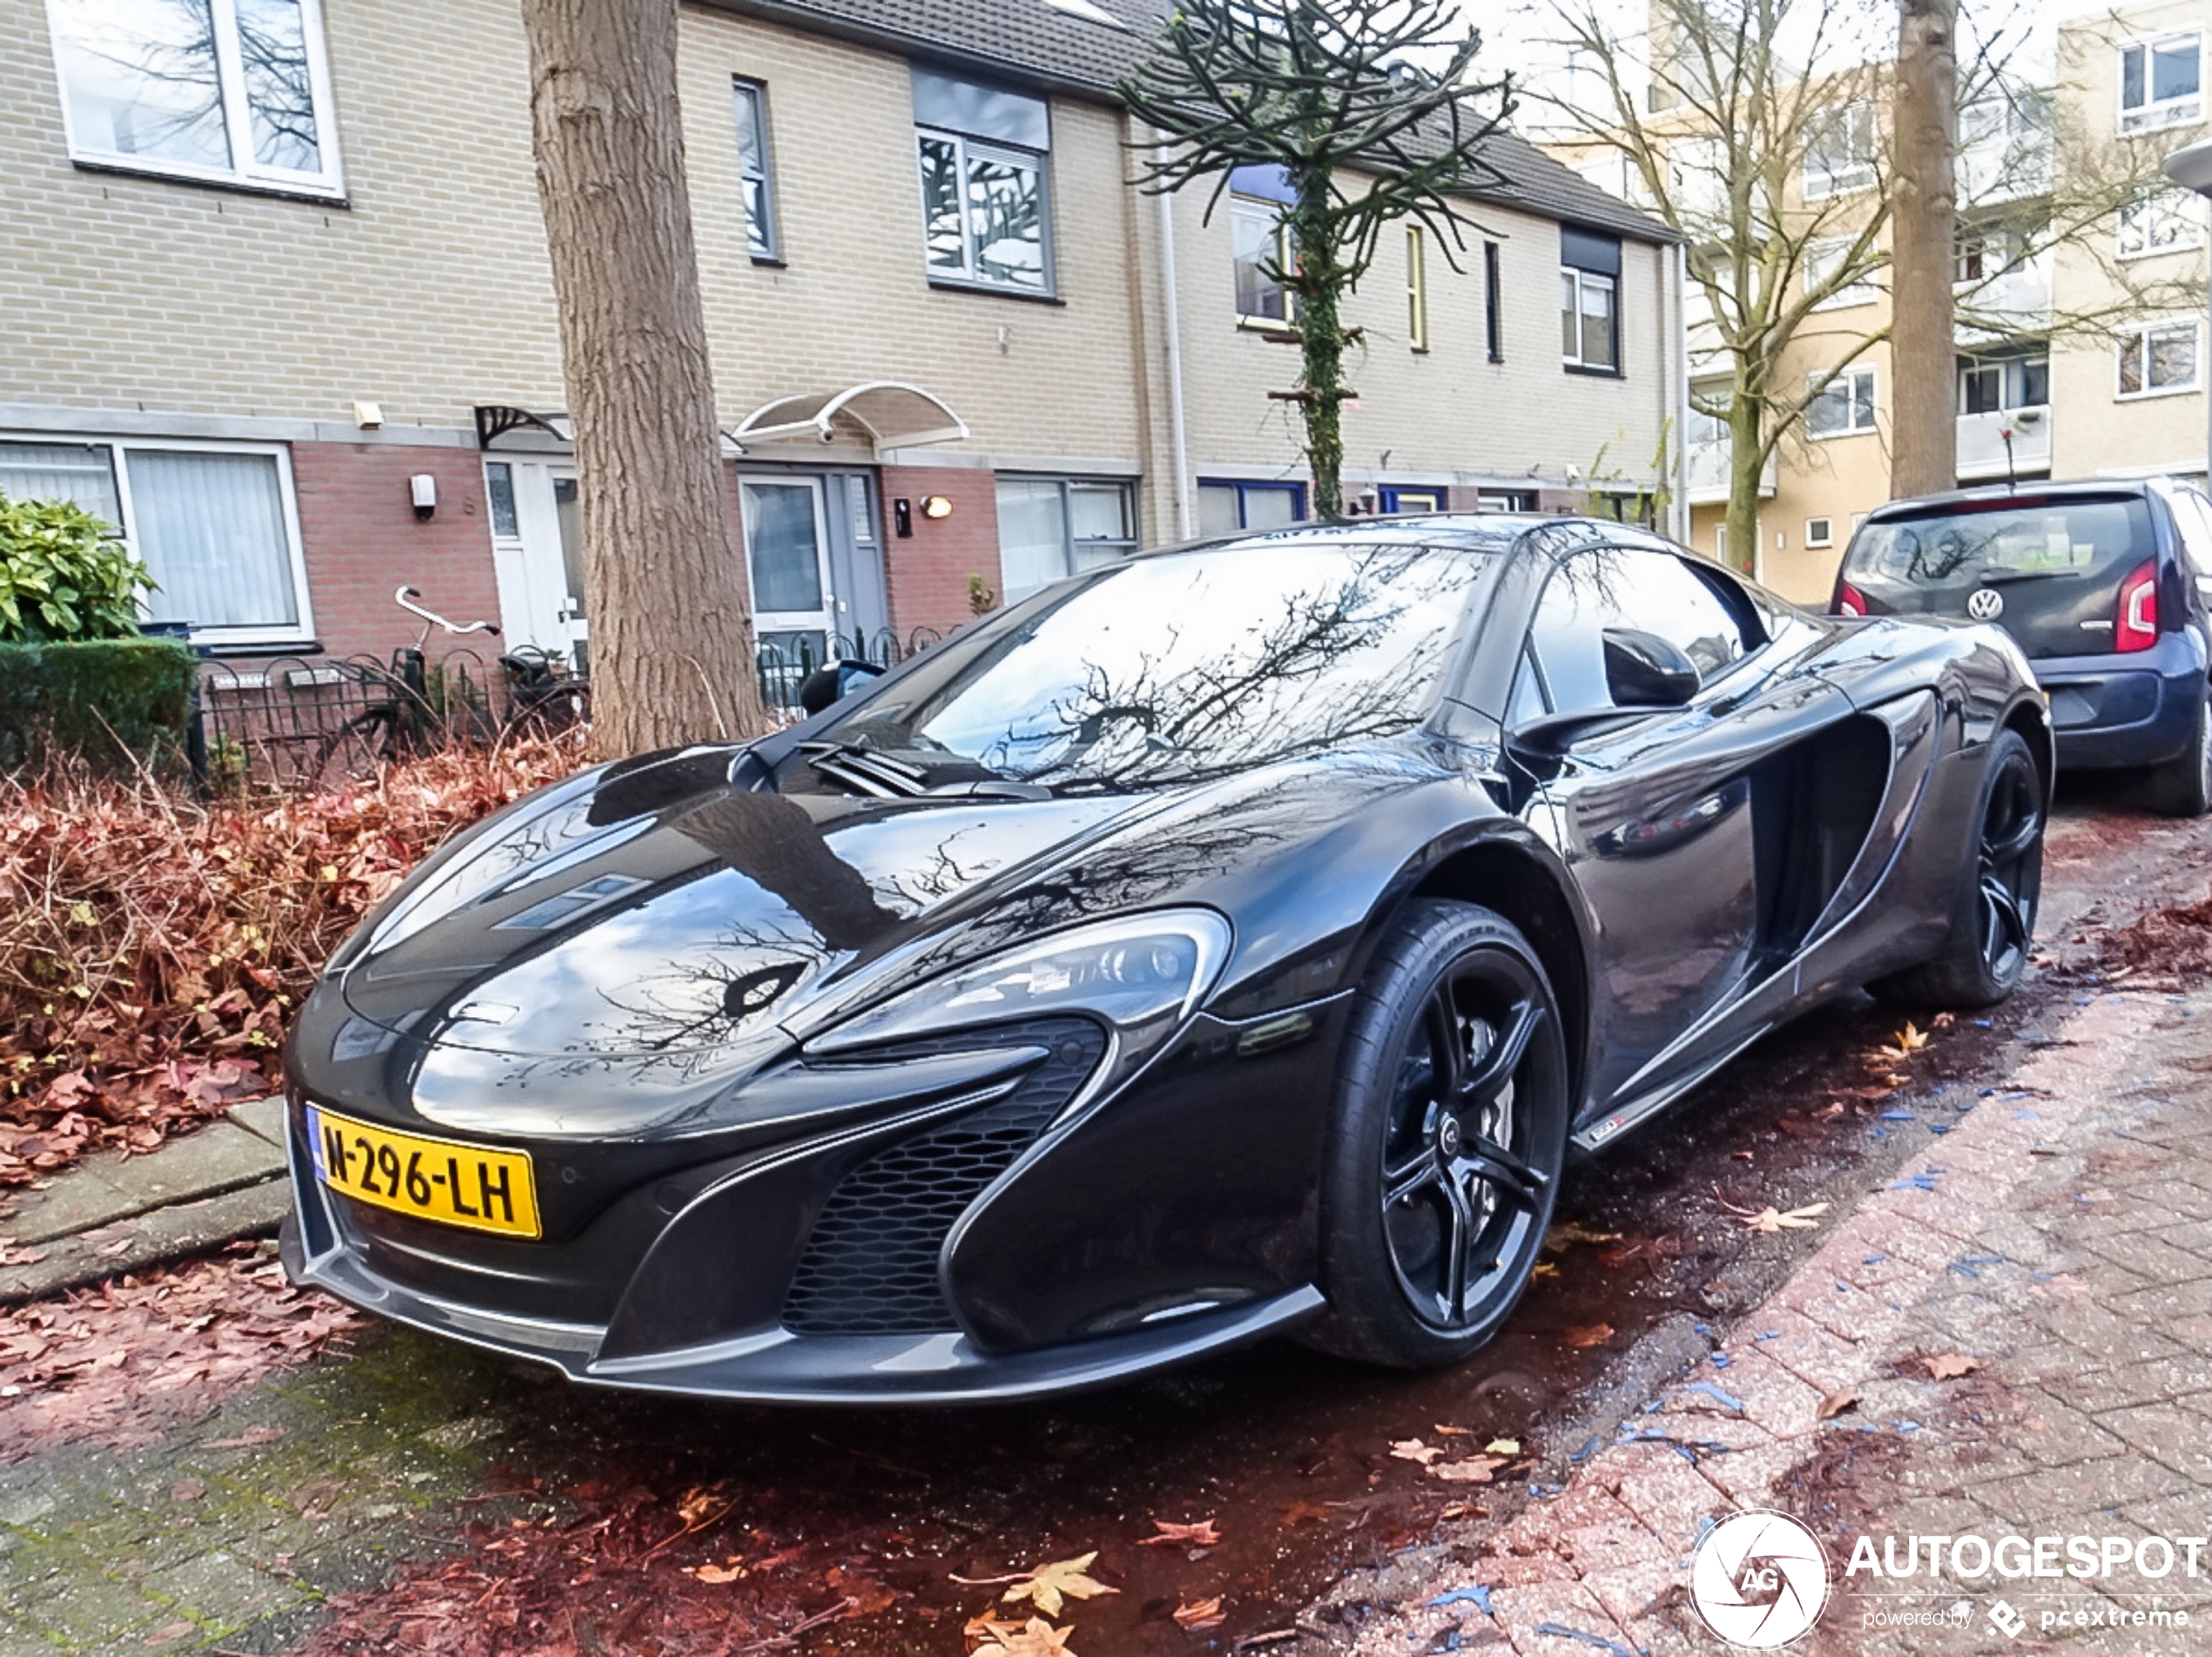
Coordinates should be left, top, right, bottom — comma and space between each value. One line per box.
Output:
0, 638, 199, 776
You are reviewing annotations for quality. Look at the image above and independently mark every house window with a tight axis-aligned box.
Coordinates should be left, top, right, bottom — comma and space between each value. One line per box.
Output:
0, 437, 312, 643
1483, 240, 1503, 362
913, 68, 1051, 295
2117, 320, 2200, 398
1805, 236, 1876, 310
1805, 368, 1877, 438
1806, 516, 1834, 549
2121, 33, 2202, 133
1560, 227, 1621, 374
1230, 165, 1296, 326
2119, 189, 2204, 259
1406, 225, 1429, 351
1804, 101, 1876, 199
732, 79, 779, 260
46, 0, 342, 197
1959, 355, 2048, 413
995, 477, 1136, 603
1686, 392, 1730, 447
1197, 480, 1305, 535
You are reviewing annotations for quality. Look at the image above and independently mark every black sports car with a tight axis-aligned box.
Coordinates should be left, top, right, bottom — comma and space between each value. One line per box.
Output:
281, 516, 2051, 1402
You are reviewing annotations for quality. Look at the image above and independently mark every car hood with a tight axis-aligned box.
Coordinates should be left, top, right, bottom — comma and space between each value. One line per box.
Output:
333, 746, 1146, 1061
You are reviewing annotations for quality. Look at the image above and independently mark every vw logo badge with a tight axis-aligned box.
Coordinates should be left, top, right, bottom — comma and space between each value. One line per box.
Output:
1690, 1510, 1831, 1647
1966, 587, 2006, 622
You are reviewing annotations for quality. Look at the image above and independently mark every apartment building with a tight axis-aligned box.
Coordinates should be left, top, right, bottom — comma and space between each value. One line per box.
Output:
1667, 1, 2212, 604
0, 0, 1679, 670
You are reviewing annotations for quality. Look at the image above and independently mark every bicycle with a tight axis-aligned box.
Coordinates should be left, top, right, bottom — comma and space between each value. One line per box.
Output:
309, 587, 501, 785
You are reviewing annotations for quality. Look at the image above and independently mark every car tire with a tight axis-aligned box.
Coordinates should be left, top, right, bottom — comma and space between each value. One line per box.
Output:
1301, 899, 1571, 1370
1869, 728, 2045, 1010
2148, 691, 2212, 818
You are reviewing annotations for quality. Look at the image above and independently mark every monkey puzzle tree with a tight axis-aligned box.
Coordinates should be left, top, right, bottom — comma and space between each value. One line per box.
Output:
1120, 0, 1512, 522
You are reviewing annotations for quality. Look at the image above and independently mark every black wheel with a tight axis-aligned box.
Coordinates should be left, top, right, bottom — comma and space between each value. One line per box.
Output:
311, 707, 396, 788
1303, 899, 1571, 1369
1871, 727, 2045, 1009
2148, 692, 2212, 818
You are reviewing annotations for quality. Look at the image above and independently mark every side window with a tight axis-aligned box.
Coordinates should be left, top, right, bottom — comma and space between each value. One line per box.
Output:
1526, 548, 1753, 710
2168, 489, 2212, 578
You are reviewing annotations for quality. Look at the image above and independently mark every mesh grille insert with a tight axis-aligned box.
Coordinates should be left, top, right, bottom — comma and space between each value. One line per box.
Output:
782, 1018, 1106, 1337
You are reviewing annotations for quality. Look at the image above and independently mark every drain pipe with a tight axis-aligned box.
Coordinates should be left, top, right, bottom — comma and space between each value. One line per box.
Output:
1155, 144, 1194, 540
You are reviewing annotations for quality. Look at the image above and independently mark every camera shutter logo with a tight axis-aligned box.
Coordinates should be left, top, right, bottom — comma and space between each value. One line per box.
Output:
1966, 587, 2006, 621
1689, 1510, 1831, 1647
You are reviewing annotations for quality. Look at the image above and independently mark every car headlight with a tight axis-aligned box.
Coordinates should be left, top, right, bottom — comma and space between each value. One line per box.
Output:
804, 910, 1232, 1086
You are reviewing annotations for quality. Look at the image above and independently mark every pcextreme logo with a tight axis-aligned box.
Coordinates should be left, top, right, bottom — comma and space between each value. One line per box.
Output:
1690, 1510, 1831, 1648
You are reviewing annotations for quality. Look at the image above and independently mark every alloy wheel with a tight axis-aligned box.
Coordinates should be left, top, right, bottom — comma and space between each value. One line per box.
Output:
1378, 949, 1554, 1331
1977, 751, 2043, 982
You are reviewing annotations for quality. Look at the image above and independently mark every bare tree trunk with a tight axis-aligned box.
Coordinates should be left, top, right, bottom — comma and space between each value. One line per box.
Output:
1891, 0, 1958, 498
520, 0, 765, 761
1725, 394, 1764, 578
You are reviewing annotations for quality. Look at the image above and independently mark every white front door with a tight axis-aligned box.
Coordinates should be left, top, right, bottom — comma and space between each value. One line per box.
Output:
740, 475, 835, 671
485, 458, 589, 669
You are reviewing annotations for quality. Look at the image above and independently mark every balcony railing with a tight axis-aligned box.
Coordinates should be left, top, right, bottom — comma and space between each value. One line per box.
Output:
1956, 406, 2052, 482
1686, 440, 1778, 506
1958, 252, 2053, 345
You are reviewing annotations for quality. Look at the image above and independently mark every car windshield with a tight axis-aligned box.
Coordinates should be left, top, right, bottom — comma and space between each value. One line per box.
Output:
1845, 497, 2152, 600
825, 537, 1494, 790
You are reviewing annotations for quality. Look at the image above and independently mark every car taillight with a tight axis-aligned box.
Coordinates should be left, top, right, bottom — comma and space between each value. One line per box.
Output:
2117, 561, 2159, 652
1835, 582, 1867, 617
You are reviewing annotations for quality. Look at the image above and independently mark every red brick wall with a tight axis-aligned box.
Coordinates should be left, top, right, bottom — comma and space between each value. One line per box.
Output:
880, 465, 1000, 641
289, 443, 502, 661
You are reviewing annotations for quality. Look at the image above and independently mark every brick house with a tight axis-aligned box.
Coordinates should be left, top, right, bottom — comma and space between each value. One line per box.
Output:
0, 0, 1681, 670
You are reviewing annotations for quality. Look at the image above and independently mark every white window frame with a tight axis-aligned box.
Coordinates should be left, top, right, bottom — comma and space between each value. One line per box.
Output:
45, 0, 346, 199
2115, 319, 2202, 401
914, 125, 1054, 296
2120, 30, 2203, 135
1805, 516, 1834, 549
2118, 189, 2206, 260
1804, 101, 1877, 201
1560, 266, 1619, 371
0, 432, 316, 647
1805, 367, 1878, 440
1804, 235, 1876, 311
1232, 194, 1297, 328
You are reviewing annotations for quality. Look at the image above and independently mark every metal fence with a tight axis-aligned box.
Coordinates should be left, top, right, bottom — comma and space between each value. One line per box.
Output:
193, 629, 944, 791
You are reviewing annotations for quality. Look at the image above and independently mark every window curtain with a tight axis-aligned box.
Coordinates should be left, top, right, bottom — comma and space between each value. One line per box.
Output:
0, 441, 123, 527
129, 449, 296, 629
996, 480, 1069, 603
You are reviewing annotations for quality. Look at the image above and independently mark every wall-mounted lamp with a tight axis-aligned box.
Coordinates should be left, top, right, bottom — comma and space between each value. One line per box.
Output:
409, 474, 438, 521
920, 494, 955, 521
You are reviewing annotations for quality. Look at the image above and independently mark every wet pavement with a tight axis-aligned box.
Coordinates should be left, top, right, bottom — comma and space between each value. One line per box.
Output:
2, 787, 2206, 1655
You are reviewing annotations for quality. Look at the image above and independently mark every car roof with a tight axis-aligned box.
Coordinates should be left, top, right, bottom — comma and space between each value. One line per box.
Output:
1862, 476, 2183, 521
1133, 512, 1659, 562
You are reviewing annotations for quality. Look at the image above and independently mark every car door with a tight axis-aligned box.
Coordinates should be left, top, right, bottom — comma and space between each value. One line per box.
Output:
1512, 544, 1846, 1109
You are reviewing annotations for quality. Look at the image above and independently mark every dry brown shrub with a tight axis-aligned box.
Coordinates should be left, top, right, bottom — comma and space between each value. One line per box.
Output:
0, 732, 588, 1186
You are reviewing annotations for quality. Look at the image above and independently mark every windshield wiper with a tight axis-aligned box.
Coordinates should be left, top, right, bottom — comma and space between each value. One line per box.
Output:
798, 740, 931, 799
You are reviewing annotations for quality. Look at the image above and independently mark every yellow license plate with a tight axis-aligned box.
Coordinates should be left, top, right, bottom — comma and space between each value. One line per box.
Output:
307, 1106, 541, 1238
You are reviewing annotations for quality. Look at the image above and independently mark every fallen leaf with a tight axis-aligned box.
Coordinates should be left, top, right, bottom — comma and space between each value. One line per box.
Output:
1817, 1387, 1861, 1421
1438, 1501, 1490, 1521
691, 1559, 745, 1585
1562, 1324, 1615, 1348
1922, 1352, 1982, 1381
1894, 1021, 1930, 1051
676, 1483, 733, 1528
1389, 1438, 1444, 1465
1003, 1553, 1117, 1618
1544, 1222, 1622, 1250
1138, 1519, 1222, 1547
168, 1479, 205, 1503
967, 1614, 1077, 1655
1737, 1202, 1829, 1234
1172, 1597, 1225, 1631
202, 1425, 287, 1448
1483, 1438, 1521, 1455
1280, 1500, 1332, 1526
1431, 1455, 1507, 1484
1813, 1101, 1846, 1122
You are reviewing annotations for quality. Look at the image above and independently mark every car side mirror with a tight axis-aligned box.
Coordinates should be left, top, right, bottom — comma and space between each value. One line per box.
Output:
1602, 628, 1700, 709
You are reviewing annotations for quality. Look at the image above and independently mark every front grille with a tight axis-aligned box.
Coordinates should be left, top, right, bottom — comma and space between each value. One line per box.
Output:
781, 1018, 1107, 1337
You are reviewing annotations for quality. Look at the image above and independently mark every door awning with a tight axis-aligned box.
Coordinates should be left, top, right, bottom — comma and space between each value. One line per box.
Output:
730, 382, 969, 452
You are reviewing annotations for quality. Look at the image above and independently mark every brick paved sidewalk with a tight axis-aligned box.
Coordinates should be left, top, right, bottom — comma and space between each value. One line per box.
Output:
1359, 985, 2212, 1656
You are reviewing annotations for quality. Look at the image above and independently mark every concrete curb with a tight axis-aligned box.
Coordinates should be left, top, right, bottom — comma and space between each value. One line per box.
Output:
0, 1099, 289, 1303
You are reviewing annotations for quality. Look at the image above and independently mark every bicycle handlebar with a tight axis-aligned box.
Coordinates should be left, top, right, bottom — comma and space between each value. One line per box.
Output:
395, 585, 499, 637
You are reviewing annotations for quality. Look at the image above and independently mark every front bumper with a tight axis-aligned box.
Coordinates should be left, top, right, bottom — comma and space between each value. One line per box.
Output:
280, 1002, 1345, 1402
2036, 634, 2207, 771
